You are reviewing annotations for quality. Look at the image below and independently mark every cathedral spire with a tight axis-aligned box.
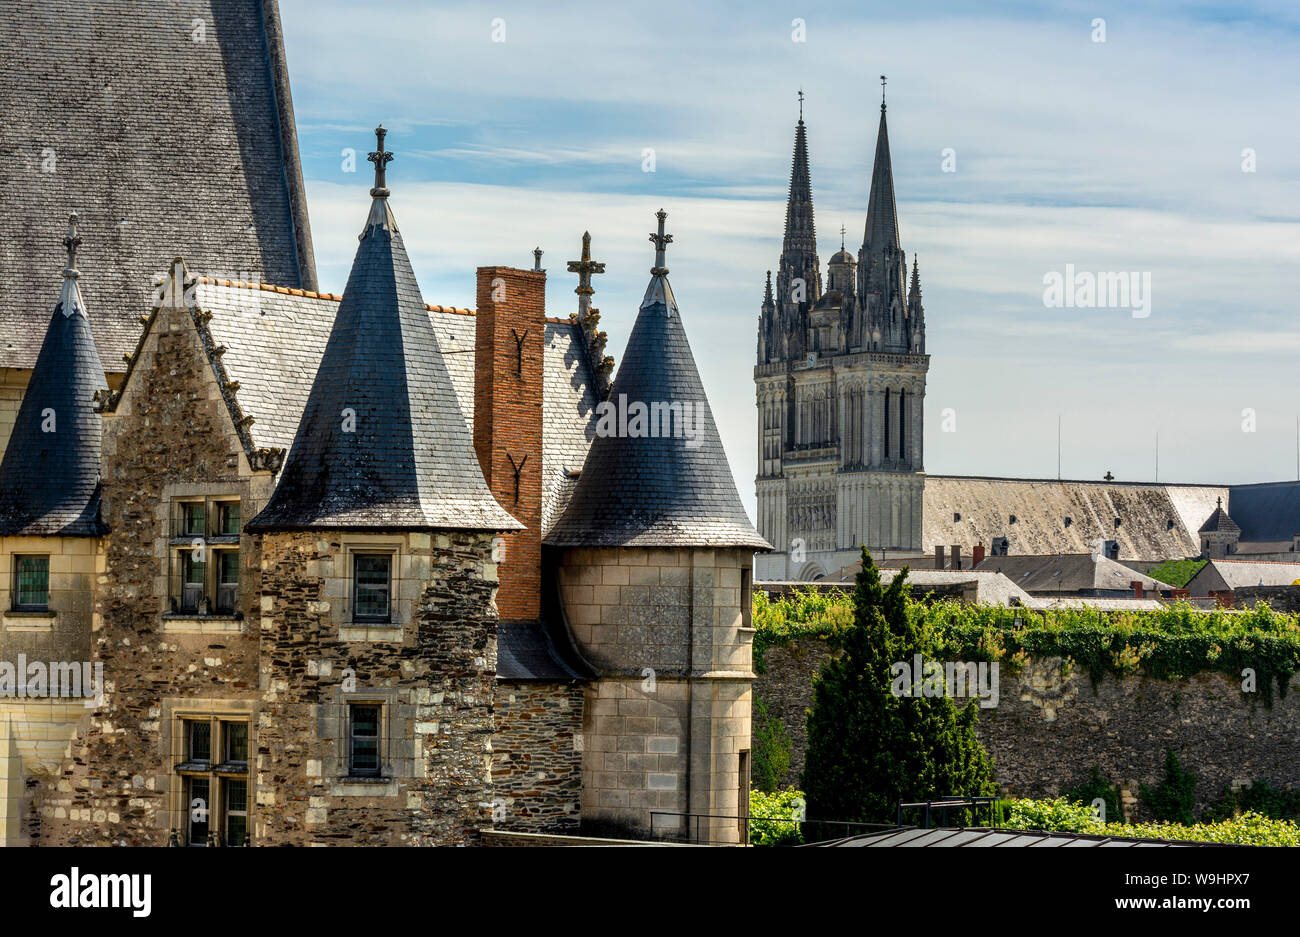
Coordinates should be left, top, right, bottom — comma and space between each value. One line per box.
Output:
863, 98, 900, 254
783, 97, 817, 258
764, 269, 774, 305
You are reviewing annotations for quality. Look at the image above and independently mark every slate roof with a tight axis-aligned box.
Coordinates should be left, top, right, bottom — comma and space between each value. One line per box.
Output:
0, 0, 316, 372
973, 553, 1172, 594
194, 282, 593, 533
1199, 499, 1240, 534
1189, 559, 1300, 592
862, 104, 900, 254
1225, 482, 1300, 542
545, 216, 770, 550
923, 475, 1227, 561
246, 159, 520, 533
0, 215, 108, 536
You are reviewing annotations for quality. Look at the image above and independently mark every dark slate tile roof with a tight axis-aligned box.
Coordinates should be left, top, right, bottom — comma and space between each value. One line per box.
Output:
0, 0, 315, 371
497, 618, 595, 682
196, 283, 594, 532
973, 553, 1172, 593
0, 220, 108, 536
1199, 499, 1240, 534
246, 190, 521, 532
545, 244, 770, 550
1226, 482, 1300, 542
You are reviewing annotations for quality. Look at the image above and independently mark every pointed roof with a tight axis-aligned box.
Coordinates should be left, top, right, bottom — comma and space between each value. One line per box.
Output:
783, 110, 817, 257
1199, 497, 1240, 535
0, 213, 107, 536
545, 211, 770, 550
863, 101, 900, 254
247, 127, 520, 533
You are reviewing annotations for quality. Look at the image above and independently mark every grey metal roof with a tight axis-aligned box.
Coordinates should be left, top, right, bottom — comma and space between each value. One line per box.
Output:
545, 217, 770, 550
1227, 482, 1300, 542
816, 826, 1203, 847
0, 0, 315, 372
0, 216, 107, 536
246, 168, 520, 533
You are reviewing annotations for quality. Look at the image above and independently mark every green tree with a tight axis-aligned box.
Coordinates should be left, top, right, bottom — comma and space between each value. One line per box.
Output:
801, 547, 995, 829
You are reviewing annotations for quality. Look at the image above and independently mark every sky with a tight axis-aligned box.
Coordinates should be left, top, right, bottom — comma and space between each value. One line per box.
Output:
278, 0, 1300, 521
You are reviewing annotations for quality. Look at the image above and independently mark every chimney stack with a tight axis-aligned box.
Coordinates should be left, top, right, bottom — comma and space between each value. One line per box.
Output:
934, 545, 946, 570
950, 545, 962, 571
474, 265, 547, 620
972, 543, 986, 567
1131, 580, 1144, 600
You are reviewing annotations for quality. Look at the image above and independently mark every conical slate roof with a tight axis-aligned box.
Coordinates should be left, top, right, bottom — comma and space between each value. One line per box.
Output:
545, 211, 770, 550
0, 213, 107, 537
247, 128, 520, 533
863, 103, 900, 253
1199, 498, 1240, 534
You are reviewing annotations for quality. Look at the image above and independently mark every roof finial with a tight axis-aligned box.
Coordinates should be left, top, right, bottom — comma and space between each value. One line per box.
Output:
1217, 496, 1223, 508
649, 209, 672, 276
880, 74, 887, 111
368, 124, 394, 197
840, 223, 846, 251
62, 212, 81, 279
567, 231, 606, 317
533, 247, 543, 271
797, 88, 804, 121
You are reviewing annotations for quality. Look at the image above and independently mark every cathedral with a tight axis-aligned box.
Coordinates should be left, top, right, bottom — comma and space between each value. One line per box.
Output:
754, 90, 1300, 581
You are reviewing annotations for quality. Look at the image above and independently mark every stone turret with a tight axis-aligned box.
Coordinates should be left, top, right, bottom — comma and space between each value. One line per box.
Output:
547, 210, 770, 843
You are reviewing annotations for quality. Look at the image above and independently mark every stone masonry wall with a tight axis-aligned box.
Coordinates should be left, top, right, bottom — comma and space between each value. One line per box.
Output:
36, 298, 264, 845
492, 681, 583, 832
756, 636, 1300, 816
255, 530, 499, 846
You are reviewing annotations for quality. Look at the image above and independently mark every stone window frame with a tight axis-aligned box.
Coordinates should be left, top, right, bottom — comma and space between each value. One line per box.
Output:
336, 538, 406, 641
319, 685, 416, 797
158, 483, 252, 625
162, 698, 255, 846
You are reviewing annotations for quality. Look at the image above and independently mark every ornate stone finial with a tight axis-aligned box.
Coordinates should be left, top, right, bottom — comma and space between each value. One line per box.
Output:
63, 212, 81, 278
368, 124, 394, 197
880, 74, 887, 110
649, 209, 672, 276
567, 231, 606, 317
840, 224, 846, 251
797, 88, 804, 121
533, 247, 543, 271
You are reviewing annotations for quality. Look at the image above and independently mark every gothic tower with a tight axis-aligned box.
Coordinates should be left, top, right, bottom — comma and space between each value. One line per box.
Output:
755, 87, 929, 580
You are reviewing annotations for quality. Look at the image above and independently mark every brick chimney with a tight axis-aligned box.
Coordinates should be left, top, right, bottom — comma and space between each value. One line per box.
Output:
972, 543, 986, 567
1131, 580, 1144, 600
474, 266, 546, 620
950, 545, 962, 571
934, 545, 946, 570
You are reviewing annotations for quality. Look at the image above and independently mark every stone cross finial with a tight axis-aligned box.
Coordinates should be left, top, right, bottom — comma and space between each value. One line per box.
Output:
63, 212, 81, 277
533, 247, 543, 271
368, 124, 394, 197
566, 231, 606, 317
649, 209, 672, 275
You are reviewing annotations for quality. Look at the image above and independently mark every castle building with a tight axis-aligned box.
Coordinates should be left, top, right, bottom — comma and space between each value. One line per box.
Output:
754, 92, 1300, 580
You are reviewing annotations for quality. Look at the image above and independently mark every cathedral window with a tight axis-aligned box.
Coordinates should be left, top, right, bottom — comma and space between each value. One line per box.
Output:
13, 555, 49, 611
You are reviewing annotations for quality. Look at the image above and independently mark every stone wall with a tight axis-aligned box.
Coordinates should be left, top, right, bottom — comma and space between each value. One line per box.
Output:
756, 636, 1300, 816
35, 296, 265, 845
255, 529, 499, 846
492, 681, 583, 832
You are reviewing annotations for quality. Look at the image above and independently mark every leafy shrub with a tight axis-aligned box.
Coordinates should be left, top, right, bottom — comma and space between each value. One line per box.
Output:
1005, 797, 1105, 834
749, 788, 805, 846
1065, 766, 1124, 824
751, 698, 791, 793
1147, 558, 1207, 588
1204, 780, 1300, 822
1002, 800, 1300, 846
1141, 750, 1198, 824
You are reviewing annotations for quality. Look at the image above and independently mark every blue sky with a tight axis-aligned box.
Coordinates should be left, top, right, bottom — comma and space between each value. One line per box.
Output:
279, 0, 1300, 520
